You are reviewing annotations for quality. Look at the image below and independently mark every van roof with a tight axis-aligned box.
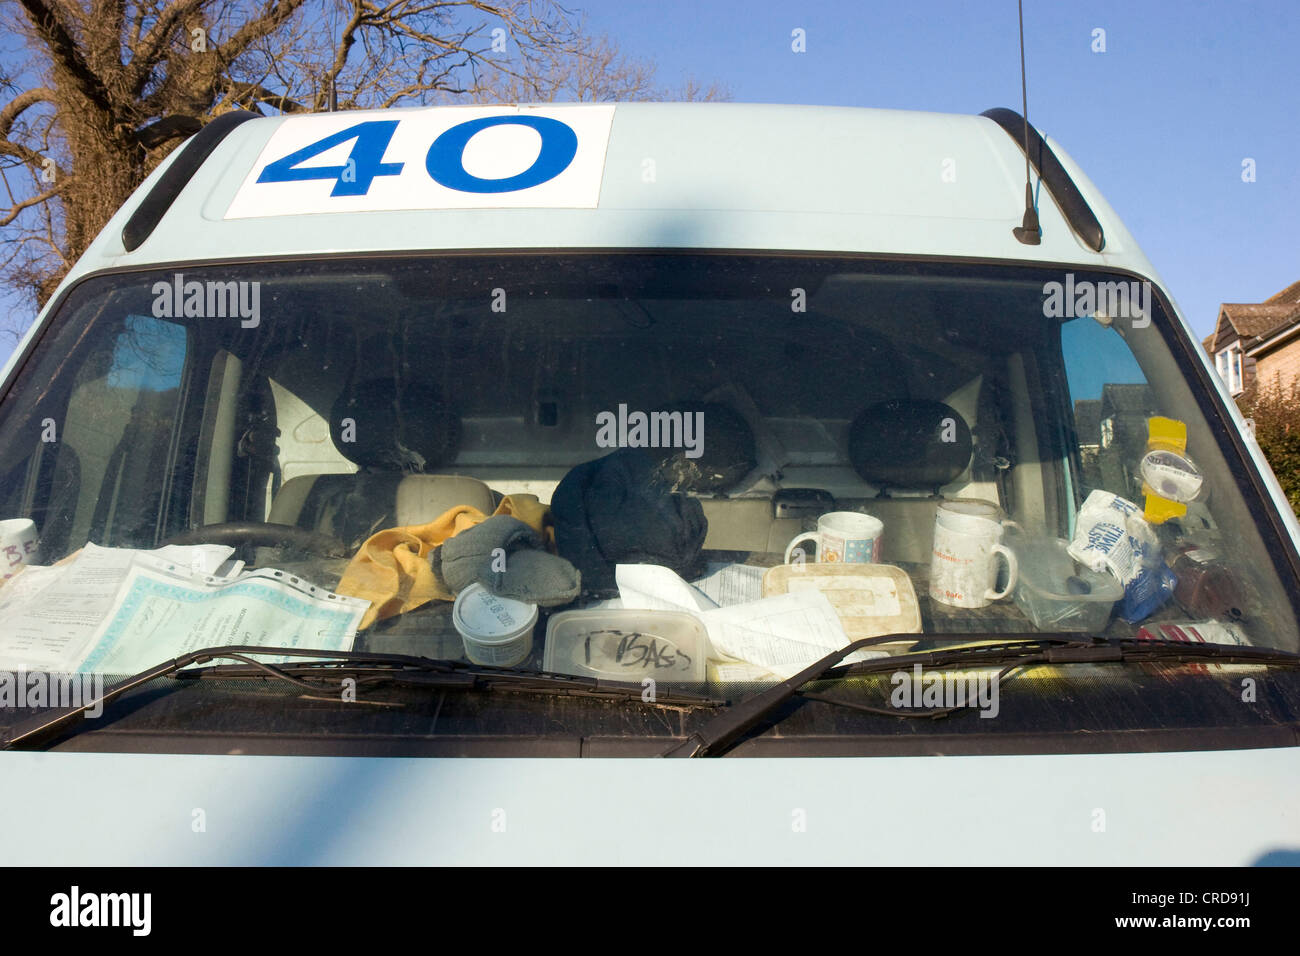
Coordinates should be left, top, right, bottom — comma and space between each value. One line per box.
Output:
70, 102, 1160, 286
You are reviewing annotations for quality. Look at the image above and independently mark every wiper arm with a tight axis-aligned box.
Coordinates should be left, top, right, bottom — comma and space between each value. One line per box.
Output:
660, 633, 1300, 757
2, 644, 725, 751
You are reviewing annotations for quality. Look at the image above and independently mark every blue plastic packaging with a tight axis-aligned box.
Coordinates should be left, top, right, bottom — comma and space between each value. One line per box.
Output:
1119, 560, 1177, 623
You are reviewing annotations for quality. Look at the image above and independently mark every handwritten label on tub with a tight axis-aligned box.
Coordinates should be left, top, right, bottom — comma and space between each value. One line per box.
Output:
572, 629, 694, 677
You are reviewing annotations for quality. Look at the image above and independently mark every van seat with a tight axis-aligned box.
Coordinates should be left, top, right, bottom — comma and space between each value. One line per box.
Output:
269, 474, 496, 543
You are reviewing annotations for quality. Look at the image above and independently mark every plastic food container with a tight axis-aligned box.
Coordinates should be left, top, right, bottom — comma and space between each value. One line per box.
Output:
543, 609, 708, 684
1008, 533, 1123, 632
762, 562, 921, 654
452, 584, 538, 667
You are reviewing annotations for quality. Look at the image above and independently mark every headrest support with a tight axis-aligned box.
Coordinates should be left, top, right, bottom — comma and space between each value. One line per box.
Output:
848, 400, 972, 491
330, 379, 460, 471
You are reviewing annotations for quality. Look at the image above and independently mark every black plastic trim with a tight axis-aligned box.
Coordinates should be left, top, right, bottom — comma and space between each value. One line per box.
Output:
121, 110, 260, 253
981, 107, 1106, 253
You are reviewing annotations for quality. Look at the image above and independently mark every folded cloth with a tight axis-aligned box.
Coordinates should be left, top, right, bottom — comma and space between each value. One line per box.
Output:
435, 515, 580, 606
552, 448, 708, 592
337, 493, 552, 629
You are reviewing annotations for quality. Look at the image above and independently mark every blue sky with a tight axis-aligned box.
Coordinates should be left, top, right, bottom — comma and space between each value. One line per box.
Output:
3, 0, 1294, 360
583, 0, 1298, 334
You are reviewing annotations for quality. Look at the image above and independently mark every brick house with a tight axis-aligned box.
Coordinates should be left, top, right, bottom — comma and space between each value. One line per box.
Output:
1203, 280, 1300, 396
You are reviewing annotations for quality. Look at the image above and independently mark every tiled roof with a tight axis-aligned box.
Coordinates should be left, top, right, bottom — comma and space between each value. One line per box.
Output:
1222, 302, 1298, 337
1211, 280, 1300, 348
1265, 280, 1300, 306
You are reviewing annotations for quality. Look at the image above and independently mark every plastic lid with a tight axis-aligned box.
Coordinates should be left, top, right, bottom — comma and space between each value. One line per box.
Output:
1141, 449, 1203, 503
453, 584, 538, 643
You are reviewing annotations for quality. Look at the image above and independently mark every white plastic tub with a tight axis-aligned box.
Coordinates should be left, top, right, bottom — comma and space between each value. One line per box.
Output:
452, 584, 538, 667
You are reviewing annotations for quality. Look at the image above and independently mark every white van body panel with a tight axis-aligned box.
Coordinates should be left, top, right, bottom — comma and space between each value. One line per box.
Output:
2, 749, 1298, 865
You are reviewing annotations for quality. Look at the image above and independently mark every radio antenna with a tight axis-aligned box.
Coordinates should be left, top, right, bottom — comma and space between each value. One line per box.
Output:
1012, 0, 1041, 245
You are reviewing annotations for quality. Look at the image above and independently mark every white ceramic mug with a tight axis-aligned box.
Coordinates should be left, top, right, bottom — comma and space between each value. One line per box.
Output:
0, 518, 39, 586
785, 511, 883, 564
933, 498, 1010, 534
929, 501, 1017, 608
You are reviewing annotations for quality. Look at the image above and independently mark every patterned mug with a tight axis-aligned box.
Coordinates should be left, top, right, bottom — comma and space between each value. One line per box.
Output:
784, 511, 883, 564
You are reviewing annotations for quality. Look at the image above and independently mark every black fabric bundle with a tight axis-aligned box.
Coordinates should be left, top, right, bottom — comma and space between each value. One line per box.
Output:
552, 448, 708, 592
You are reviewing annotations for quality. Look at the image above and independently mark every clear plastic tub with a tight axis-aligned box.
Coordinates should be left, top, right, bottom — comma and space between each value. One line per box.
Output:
544, 609, 708, 683
1007, 532, 1123, 632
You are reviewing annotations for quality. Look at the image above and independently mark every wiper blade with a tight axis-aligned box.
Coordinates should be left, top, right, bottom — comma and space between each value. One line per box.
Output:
660, 633, 1300, 757
176, 658, 724, 704
1, 644, 725, 751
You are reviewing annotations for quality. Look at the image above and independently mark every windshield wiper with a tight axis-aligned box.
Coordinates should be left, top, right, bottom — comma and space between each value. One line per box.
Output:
1, 644, 725, 751
660, 633, 1300, 757
174, 656, 724, 705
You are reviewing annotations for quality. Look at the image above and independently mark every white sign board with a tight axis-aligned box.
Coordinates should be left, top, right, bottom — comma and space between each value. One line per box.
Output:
224, 104, 615, 218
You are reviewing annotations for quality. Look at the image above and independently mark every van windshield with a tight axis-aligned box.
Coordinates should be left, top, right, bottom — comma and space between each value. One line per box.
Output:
1, 253, 1296, 693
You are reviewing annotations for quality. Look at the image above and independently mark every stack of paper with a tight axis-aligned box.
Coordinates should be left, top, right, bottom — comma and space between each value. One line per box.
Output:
0, 543, 369, 674
691, 562, 766, 607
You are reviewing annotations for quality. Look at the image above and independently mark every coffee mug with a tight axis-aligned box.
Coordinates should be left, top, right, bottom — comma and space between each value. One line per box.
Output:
785, 511, 883, 564
929, 501, 1017, 608
0, 518, 39, 586
933, 498, 1011, 534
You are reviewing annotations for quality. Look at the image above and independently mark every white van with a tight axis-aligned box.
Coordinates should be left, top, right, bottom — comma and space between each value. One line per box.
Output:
1, 104, 1298, 865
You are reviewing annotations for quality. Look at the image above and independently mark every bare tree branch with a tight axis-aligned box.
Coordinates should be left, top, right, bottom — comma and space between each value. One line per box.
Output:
126, 0, 209, 94
17, 0, 119, 119
0, 88, 56, 139
213, 0, 310, 65
0, 181, 67, 227
220, 78, 307, 112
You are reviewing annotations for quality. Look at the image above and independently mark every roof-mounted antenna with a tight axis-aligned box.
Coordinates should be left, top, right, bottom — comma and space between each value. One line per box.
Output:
1012, 0, 1041, 245
329, 75, 338, 112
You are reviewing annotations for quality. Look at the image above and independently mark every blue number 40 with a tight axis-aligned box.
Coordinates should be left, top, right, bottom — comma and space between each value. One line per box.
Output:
256, 120, 403, 197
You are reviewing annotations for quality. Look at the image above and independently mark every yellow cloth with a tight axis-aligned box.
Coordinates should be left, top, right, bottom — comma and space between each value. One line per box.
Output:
337, 493, 552, 630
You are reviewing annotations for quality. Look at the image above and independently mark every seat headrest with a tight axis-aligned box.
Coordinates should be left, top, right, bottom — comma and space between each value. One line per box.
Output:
330, 379, 460, 471
848, 400, 972, 491
654, 402, 757, 494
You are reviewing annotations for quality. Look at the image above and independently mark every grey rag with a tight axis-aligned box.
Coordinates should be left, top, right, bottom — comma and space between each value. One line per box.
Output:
434, 514, 581, 607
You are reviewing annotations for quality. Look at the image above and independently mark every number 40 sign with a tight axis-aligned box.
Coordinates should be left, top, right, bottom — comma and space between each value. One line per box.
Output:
224, 105, 615, 218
